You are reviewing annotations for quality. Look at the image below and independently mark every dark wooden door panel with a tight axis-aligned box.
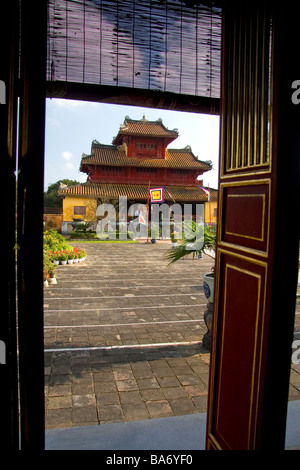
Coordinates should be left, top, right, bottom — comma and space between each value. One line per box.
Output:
208, 250, 267, 449
206, 1, 275, 450
220, 180, 271, 255
206, 0, 300, 450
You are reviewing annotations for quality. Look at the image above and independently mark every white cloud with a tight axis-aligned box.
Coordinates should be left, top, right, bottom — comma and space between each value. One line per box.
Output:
61, 150, 76, 170
61, 150, 73, 161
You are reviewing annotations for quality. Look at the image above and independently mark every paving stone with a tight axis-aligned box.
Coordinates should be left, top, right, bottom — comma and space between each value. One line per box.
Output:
98, 404, 124, 421
199, 373, 210, 387
94, 381, 117, 393
72, 382, 94, 395
93, 370, 114, 382
116, 379, 139, 392
140, 388, 166, 401
156, 376, 181, 387
192, 395, 208, 412
119, 391, 143, 404
184, 384, 207, 396
177, 374, 202, 386
73, 394, 96, 407
72, 373, 93, 384
145, 400, 174, 418
72, 405, 99, 424
190, 364, 210, 375
136, 378, 160, 390
152, 367, 175, 378
113, 369, 135, 381
122, 403, 149, 421
171, 366, 195, 376
96, 392, 120, 405
131, 363, 153, 378
50, 374, 72, 386
45, 408, 72, 428
168, 397, 197, 415
290, 371, 300, 385
162, 387, 189, 399
47, 396, 72, 409
48, 384, 72, 397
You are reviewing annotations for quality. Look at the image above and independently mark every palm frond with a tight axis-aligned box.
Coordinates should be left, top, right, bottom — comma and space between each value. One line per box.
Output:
166, 222, 216, 265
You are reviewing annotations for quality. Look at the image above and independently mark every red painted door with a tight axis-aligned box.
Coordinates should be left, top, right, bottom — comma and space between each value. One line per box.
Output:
206, 0, 300, 450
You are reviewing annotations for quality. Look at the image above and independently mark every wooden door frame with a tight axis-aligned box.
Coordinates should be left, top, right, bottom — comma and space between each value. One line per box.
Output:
0, 0, 20, 450
206, 0, 300, 450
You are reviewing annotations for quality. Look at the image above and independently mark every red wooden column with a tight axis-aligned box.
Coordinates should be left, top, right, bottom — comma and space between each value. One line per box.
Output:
206, 0, 300, 450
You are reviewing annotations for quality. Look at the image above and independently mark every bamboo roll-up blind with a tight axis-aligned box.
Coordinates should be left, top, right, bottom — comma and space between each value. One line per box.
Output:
47, 0, 221, 98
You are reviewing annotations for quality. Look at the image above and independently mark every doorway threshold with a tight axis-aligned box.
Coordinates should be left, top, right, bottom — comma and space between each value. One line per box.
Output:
45, 400, 300, 450
45, 413, 207, 450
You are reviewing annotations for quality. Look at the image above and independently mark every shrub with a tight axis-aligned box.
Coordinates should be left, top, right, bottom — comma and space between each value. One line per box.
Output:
71, 222, 93, 233
43, 247, 57, 279
75, 248, 87, 259
69, 231, 98, 239
43, 229, 70, 251
58, 252, 68, 261
44, 230, 87, 263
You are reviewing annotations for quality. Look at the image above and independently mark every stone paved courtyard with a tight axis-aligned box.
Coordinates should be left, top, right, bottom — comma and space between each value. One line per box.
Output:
43, 241, 300, 429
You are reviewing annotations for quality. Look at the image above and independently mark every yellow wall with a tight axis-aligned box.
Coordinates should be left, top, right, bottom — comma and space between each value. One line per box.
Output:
43, 213, 63, 230
204, 200, 217, 225
62, 197, 97, 222
63, 195, 217, 226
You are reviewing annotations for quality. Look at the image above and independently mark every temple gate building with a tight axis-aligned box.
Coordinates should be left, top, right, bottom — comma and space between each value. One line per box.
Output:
58, 116, 217, 234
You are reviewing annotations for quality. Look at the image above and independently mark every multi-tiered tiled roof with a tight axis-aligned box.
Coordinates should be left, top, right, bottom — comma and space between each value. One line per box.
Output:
59, 116, 214, 204
112, 116, 179, 143
58, 182, 218, 202
80, 145, 211, 171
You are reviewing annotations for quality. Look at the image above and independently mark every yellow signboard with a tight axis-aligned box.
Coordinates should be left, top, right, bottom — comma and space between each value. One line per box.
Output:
149, 187, 164, 203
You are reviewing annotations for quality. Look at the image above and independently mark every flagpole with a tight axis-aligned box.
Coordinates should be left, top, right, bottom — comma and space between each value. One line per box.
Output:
146, 180, 150, 243
208, 183, 211, 229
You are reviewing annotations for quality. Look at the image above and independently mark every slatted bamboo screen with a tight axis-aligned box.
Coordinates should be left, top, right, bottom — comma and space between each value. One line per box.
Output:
47, 0, 222, 98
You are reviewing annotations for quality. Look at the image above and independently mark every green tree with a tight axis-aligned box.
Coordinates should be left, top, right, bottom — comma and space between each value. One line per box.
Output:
44, 179, 80, 208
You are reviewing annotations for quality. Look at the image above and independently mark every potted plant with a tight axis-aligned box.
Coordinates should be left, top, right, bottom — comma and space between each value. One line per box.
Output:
58, 252, 68, 265
166, 221, 216, 350
48, 262, 57, 284
67, 250, 75, 264
51, 252, 60, 265
77, 248, 87, 262
44, 247, 56, 286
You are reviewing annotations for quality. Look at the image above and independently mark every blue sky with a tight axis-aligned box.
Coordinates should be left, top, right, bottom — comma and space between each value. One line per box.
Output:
45, 98, 220, 191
